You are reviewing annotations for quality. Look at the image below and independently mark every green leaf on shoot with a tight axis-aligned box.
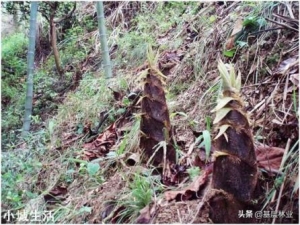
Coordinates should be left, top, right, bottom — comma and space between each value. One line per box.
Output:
213, 107, 232, 124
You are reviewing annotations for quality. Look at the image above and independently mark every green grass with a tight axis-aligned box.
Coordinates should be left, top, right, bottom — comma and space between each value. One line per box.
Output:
113, 2, 199, 69
52, 73, 114, 141
1, 33, 28, 146
116, 170, 163, 223
1, 130, 47, 210
1, 32, 27, 58
1, 32, 27, 90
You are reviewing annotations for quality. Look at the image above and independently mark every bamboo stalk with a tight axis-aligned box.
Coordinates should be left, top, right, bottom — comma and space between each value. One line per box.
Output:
96, 2, 112, 79
22, 2, 39, 137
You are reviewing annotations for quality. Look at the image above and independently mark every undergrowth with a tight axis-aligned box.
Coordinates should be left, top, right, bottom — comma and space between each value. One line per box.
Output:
1, 33, 28, 145
1, 130, 47, 210
116, 170, 163, 223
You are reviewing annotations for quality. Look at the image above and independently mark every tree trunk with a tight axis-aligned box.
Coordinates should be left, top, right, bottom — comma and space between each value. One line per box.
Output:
22, 2, 39, 137
12, 4, 20, 33
96, 1, 112, 79
50, 14, 63, 77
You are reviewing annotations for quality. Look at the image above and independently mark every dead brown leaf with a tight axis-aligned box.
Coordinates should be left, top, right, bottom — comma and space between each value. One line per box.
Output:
49, 185, 68, 196
255, 143, 284, 172
62, 134, 84, 148
44, 184, 68, 203
135, 203, 157, 224
275, 57, 299, 75
225, 18, 243, 49
83, 123, 117, 160
289, 73, 299, 87
164, 166, 212, 201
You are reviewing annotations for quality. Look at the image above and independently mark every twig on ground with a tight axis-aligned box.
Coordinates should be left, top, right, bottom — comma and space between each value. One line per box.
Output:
272, 138, 291, 223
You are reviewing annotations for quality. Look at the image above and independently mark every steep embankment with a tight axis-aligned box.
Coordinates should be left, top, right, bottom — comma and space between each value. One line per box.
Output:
1, 2, 298, 224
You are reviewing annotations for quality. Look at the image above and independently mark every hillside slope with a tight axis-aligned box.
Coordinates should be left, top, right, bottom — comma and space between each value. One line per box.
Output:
1, 2, 299, 224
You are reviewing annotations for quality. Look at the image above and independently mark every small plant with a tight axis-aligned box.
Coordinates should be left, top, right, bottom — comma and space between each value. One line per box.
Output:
31, 115, 41, 124
130, 173, 153, 207
68, 158, 101, 178
170, 111, 188, 119
223, 14, 267, 58
116, 171, 161, 223
86, 162, 100, 177
194, 130, 212, 161
187, 167, 201, 181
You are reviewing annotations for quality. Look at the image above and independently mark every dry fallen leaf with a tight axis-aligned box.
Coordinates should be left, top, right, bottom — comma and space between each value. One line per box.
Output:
225, 18, 243, 49
164, 166, 212, 201
49, 185, 68, 196
255, 142, 284, 172
83, 123, 117, 160
289, 73, 299, 87
44, 184, 68, 203
275, 57, 299, 75
135, 203, 157, 224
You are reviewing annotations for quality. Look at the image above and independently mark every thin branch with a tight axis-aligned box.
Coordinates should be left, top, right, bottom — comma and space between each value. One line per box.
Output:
249, 27, 285, 36
266, 17, 298, 32
54, 3, 76, 23
91, 110, 109, 135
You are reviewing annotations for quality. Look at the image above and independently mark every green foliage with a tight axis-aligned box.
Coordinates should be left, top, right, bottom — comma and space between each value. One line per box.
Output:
2, 2, 77, 28
169, 81, 190, 95
223, 4, 268, 59
58, 27, 88, 68
1, 32, 57, 143
2, 33, 27, 61
243, 16, 266, 28
1, 130, 47, 210
116, 31, 154, 67
117, 171, 162, 223
205, 116, 212, 131
114, 2, 198, 68
86, 162, 100, 176
67, 158, 103, 183
82, 15, 97, 32
1, 33, 28, 146
262, 141, 299, 211
187, 167, 201, 181
1, 33, 27, 100
194, 130, 212, 161
117, 136, 128, 155
130, 173, 153, 208
51, 71, 133, 145
223, 49, 236, 57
